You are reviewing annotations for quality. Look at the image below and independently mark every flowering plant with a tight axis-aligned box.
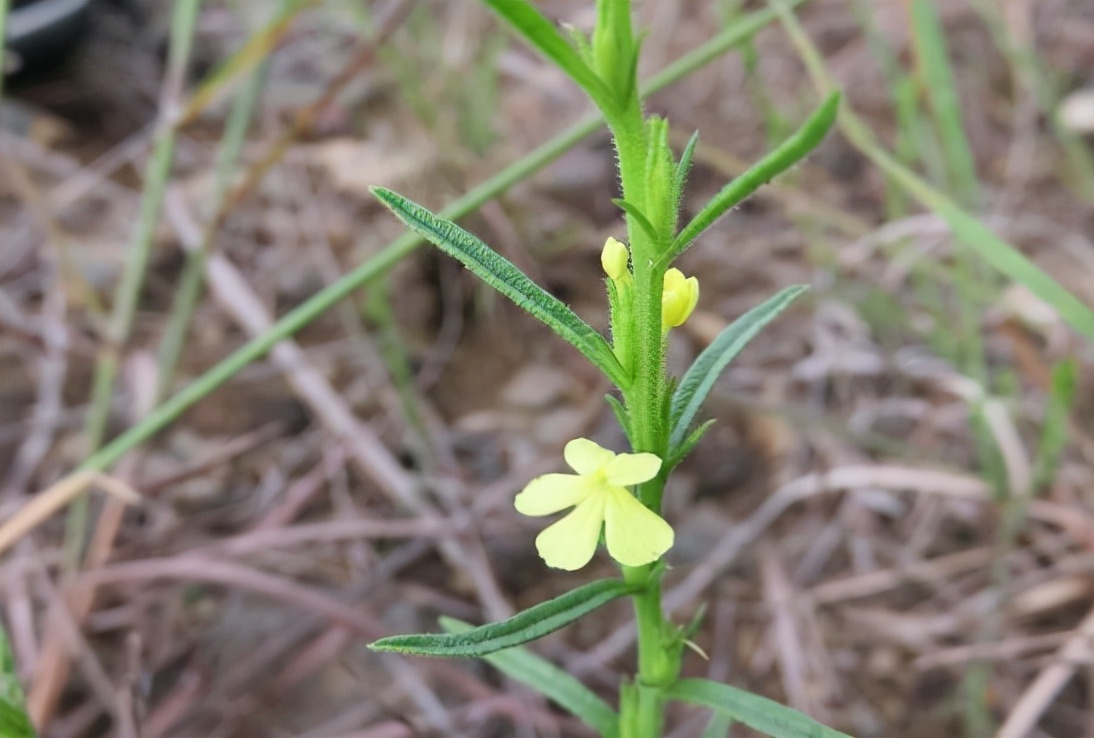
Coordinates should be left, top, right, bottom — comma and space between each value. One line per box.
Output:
369, 2, 845, 736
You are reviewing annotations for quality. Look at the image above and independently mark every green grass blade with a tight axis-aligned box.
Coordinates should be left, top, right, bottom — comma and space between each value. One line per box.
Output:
481, 0, 616, 115
371, 187, 629, 389
371, 579, 639, 658
910, 0, 979, 204
665, 93, 839, 264
440, 617, 619, 738
670, 286, 807, 451
668, 678, 854, 738
854, 126, 1094, 341
0, 627, 36, 738
701, 711, 735, 738
182, 0, 314, 123
1032, 359, 1077, 491
772, 1, 1094, 343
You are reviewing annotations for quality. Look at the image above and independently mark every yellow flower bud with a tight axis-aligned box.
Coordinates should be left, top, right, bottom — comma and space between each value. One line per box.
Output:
662, 268, 699, 332
601, 237, 629, 281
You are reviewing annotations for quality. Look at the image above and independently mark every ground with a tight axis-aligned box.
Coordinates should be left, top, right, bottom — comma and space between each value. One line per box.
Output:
2, 1, 1094, 737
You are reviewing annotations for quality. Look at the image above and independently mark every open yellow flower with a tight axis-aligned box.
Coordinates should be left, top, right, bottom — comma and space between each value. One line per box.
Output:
662, 268, 699, 332
514, 438, 674, 570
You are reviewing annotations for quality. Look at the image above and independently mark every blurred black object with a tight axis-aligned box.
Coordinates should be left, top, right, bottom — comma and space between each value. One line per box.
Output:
4, 0, 92, 77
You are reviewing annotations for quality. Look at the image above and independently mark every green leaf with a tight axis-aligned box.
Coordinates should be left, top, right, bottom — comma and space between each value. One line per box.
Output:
372, 187, 629, 389
701, 712, 735, 738
605, 394, 634, 445
370, 578, 639, 658
612, 198, 659, 243
0, 627, 36, 738
674, 130, 700, 197
665, 93, 840, 265
668, 678, 854, 738
481, 0, 617, 115
667, 419, 715, 469
670, 286, 806, 451
440, 617, 619, 738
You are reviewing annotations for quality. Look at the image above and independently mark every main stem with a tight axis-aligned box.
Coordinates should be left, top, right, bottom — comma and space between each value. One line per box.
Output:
608, 67, 678, 738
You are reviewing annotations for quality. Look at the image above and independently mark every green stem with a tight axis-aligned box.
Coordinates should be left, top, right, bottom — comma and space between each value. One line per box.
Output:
64, 0, 203, 568
618, 486, 679, 738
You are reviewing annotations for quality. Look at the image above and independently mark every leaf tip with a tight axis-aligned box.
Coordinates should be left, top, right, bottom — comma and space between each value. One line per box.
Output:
369, 185, 399, 207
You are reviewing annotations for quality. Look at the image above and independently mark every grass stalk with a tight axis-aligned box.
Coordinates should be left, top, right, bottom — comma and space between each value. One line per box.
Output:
910, 0, 980, 206
65, 0, 203, 567
155, 39, 273, 403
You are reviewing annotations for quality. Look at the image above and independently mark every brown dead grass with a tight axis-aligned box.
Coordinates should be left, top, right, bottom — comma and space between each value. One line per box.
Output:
2, 0, 1094, 736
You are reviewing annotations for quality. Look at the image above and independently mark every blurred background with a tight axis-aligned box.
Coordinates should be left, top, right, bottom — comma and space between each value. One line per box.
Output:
2, 0, 1094, 736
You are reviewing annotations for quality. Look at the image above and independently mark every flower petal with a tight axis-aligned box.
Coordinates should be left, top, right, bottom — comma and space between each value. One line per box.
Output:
603, 488, 674, 567
534, 495, 607, 571
514, 473, 592, 516
564, 438, 616, 475
602, 452, 662, 487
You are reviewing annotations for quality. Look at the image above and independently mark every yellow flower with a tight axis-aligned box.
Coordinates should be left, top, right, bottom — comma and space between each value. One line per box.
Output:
601, 236, 630, 282
514, 438, 674, 570
662, 268, 699, 332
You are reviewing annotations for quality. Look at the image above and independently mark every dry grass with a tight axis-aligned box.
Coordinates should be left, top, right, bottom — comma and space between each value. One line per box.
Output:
1, 1, 1094, 736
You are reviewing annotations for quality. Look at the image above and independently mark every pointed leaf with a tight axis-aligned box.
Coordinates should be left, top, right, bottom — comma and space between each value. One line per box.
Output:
667, 419, 715, 469
481, 0, 617, 115
668, 678, 854, 738
612, 198, 659, 243
441, 617, 619, 738
701, 712, 735, 738
665, 93, 839, 265
370, 578, 639, 658
372, 187, 628, 388
670, 286, 806, 451
605, 394, 634, 445
675, 130, 700, 196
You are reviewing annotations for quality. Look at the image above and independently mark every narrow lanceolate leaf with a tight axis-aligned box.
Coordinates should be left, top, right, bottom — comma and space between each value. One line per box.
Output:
0, 627, 36, 738
441, 617, 619, 738
670, 286, 806, 451
674, 131, 700, 196
667, 419, 715, 469
481, 0, 617, 115
612, 198, 659, 243
667, 679, 854, 738
701, 711, 735, 738
370, 578, 639, 658
664, 93, 840, 265
372, 187, 629, 388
